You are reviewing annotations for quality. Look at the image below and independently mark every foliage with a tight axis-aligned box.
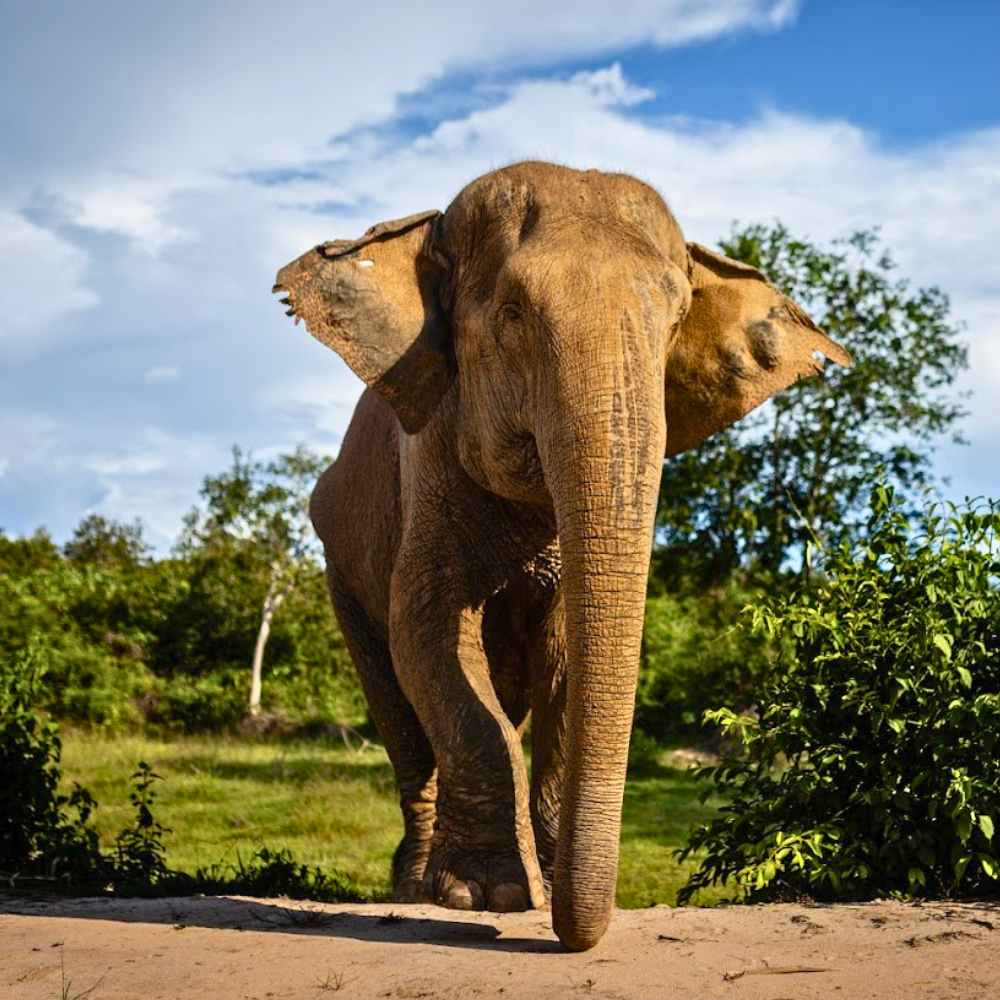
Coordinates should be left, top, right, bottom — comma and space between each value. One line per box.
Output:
658, 225, 968, 583
0, 527, 61, 576
0, 544, 163, 728
179, 445, 332, 715
64, 514, 149, 568
637, 581, 772, 741
1, 645, 363, 901
182, 846, 364, 902
141, 671, 248, 731
0, 642, 102, 884
180, 446, 325, 558
678, 486, 1000, 904
0, 450, 360, 732
111, 762, 172, 886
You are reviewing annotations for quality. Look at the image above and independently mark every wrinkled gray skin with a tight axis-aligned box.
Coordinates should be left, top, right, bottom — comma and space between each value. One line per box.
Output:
273, 161, 850, 951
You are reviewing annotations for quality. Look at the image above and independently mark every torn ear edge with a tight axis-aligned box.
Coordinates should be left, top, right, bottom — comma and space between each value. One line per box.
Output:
318, 209, 442, 261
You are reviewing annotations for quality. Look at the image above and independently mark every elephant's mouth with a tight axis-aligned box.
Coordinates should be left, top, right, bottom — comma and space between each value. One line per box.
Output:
271, 282, 302, 326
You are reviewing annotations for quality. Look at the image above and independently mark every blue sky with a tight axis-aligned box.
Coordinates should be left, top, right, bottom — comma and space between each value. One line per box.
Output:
2, 1, 998, 549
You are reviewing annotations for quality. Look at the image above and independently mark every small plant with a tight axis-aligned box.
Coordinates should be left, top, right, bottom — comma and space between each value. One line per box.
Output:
316, 969, 349, 992
58, 951, 105, 1000
678, 486, 1000, 904
112, 762, 171, 887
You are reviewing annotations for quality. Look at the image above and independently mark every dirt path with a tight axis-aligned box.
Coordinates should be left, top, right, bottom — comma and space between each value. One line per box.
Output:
2, 896, 998, 999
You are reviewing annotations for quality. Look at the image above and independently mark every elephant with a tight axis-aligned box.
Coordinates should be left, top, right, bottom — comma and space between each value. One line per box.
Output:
272, 161, 850, 951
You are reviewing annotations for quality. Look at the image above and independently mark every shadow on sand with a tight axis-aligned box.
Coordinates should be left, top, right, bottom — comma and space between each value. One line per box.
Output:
0, 894, 566, 954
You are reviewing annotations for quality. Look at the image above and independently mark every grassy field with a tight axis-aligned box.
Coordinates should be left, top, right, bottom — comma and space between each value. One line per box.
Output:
60, 731, 726, 907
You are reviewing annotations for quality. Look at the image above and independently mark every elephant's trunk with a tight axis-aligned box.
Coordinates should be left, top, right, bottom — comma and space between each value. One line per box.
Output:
537, 313, 667, 952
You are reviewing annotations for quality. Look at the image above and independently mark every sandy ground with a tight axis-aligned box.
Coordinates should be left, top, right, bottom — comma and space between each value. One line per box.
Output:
2, 896, 999, 1000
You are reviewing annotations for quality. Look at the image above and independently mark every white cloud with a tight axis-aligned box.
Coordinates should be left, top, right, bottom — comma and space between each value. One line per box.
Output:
5, 2, 1000, 545
308, 75, 998, 456
144, 366, 181, 384
65, 176, 199, 252
569, 64, 656, 108
2, 2, 796, 250
87, 452, 167, 477
0, 213, 98, 338
261, 371, 363, 443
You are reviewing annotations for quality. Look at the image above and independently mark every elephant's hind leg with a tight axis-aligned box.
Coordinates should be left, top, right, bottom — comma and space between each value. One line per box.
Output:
327, 574, 437, 901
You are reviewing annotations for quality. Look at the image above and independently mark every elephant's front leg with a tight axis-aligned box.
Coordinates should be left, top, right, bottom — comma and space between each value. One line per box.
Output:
389, 556, 545, 913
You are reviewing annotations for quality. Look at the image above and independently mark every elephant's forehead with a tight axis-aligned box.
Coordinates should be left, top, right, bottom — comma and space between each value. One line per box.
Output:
444, 161, 686, 266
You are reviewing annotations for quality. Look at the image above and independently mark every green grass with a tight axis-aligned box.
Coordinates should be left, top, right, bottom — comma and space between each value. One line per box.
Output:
619, 759, 727, 906
59, 731, 726, 907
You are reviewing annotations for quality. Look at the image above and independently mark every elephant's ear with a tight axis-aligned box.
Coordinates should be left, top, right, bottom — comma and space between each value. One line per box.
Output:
663, 242, 852, 457
274, 210, 453, 434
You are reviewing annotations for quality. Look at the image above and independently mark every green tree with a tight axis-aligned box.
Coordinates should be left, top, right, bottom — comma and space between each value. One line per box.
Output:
657, 225, 968, 584
0, 528, 61, 576
180, 446, 330, 716
64, 514, 149, 567
0, 541, 158, 728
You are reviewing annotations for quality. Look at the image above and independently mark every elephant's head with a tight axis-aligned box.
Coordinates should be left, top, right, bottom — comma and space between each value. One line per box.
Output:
274, 162, 850, 949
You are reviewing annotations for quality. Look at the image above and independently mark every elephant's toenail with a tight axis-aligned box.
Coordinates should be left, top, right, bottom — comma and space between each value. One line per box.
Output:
491, 882, 529, 912
441, 880, 483, 910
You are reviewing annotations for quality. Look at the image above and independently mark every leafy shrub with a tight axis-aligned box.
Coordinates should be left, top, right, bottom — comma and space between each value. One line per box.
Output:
0, 643, 185, 889
142, 671, 248, 731
111, 762, 172, 887
637, 583, 771, 742
679, 486, 1000, 904
0, 642, 102, 883
0, 524, 364, 732
268, 661, 368, 730
49, 644, 153, 729
0, 561, 156, 729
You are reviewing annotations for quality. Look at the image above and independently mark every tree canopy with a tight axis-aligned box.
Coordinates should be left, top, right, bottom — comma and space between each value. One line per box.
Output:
657, 224, 968, 585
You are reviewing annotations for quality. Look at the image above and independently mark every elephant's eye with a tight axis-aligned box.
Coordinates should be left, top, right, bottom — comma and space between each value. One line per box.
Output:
498, 303, 523, 324
492, 301, 530, 359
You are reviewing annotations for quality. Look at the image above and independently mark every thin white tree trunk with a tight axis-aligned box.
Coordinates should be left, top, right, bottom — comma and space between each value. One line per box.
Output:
248, 577, 290, 717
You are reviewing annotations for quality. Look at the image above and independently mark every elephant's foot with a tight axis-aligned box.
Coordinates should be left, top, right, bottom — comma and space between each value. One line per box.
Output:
391, 828, 435, 903
423, 844, 546, 913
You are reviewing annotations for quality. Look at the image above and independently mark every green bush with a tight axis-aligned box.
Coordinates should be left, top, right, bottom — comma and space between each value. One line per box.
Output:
0, 642, 172, 888
679, 486, 1000, 904
141, 670, 248, 731
0, 525, 363, 732
0, 560, 156, 729
637, 583, 771, 742
0, 642, 103, 883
